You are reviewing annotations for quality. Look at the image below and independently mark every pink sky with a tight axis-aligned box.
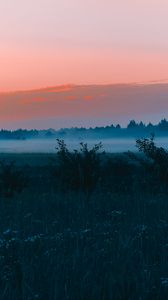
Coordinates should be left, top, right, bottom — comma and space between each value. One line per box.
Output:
0, 0, 168, 91
0, 83, 168, 129
0, 1, 168, 128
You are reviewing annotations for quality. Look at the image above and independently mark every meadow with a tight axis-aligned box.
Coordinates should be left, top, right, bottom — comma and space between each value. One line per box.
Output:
0, 137, 168, 299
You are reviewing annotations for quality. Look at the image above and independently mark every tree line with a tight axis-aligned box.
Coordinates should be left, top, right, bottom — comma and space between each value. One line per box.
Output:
1, 118, 168, 139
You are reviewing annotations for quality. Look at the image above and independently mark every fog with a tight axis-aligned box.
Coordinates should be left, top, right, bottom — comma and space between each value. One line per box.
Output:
0, 137, 168, 153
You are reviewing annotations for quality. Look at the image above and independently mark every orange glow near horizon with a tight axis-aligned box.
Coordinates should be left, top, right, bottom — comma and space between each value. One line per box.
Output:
0, 83, 168, 129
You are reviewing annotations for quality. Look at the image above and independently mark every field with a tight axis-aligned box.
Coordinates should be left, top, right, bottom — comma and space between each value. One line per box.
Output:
0, 139, 168, 300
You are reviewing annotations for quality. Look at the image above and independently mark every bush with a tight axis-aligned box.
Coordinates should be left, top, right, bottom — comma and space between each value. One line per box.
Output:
135, 135, 168, 190
136, 134, 168, 164
52, 139, 104, 193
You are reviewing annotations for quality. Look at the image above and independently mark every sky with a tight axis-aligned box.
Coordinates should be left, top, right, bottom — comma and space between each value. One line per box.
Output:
0, 83, 168, 129
1, 0, 168, 91
0, 0, 168, 127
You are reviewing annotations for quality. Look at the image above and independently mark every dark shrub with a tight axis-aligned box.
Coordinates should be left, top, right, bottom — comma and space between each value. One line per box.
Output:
135, 135, 168, 190
52, 139, 103, 192
136, 134, 168, 163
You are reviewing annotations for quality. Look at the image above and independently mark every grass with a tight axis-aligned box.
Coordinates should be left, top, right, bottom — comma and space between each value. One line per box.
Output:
0, 140, 168, 299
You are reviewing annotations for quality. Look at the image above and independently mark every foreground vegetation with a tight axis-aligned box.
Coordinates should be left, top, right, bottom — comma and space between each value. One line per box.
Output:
0, 137, 168, 299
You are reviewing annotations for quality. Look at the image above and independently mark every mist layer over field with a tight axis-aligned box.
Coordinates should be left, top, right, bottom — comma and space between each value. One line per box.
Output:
0, 137, 168, 153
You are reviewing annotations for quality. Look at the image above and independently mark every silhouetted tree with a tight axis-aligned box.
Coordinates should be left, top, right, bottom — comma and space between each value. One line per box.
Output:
158, 118, 168, 131
127, 120, 138, 129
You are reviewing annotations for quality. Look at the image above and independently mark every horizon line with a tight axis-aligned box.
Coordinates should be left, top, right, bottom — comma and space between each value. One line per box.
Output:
0, 117, 167, 132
